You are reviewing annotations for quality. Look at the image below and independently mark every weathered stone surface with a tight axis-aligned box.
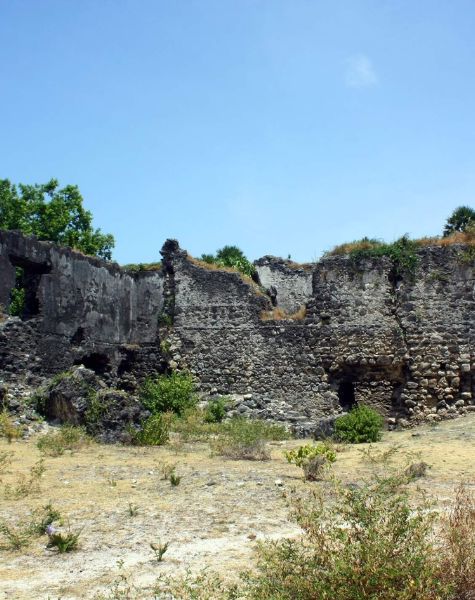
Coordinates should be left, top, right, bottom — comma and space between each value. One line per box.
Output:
1, 229, 475, 433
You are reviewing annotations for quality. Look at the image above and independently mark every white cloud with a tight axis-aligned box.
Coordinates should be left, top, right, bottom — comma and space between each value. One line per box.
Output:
345, 54, 378, 88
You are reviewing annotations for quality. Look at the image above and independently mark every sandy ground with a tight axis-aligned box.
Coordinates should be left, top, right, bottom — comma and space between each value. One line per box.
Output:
1, 415, 475, 599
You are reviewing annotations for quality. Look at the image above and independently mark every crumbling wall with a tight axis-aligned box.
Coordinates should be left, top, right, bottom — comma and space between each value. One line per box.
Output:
0, 229, 474, 432
0, 230, 165, 385
254, 256, 313, 313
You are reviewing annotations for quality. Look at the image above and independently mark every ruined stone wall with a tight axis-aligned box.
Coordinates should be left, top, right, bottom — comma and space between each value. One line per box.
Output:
254, 256, 313, 314
0, 229, 474, 432
0, 230, 164, 386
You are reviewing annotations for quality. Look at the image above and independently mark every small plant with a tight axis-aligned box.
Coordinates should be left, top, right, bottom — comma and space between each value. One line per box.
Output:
4, 459, 46, 499
140, 372, 197, 416
213, 417, 289, 461
133, 413, 172, 446
405, 461, 430, 480
0, 521, 31, 550
127, 502, 139, 517
285, 443, 336, 481
37, 425, 90, 456
171, 408, 219, 442
46, 525, 81, 553
204, 397, 228, 423
169, 472, 181, 487
0, 450, 13, 474
29, 503, 62, 536
0, 409, 23, 443
150, 540, 169, 562
158, 461, 177, 480
334, 405, 384, 443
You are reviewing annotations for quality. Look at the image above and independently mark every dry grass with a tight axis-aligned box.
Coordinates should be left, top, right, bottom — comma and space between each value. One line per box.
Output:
260, 305, 307, 321
415, 231, 475, 247
326, 231, 475, 258
438, 481, 475, 599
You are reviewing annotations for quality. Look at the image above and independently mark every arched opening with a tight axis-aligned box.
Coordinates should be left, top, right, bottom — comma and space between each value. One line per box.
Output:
338, 380, 356, 412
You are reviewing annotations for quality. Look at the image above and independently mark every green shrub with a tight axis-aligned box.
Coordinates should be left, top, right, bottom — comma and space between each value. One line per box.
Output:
133, 413, 172, 446
241, 474, 448, 600
204, 397, 228, 423
37, 425, 90, 456
140, 372, 197, 416
285, 442, 336, 480
335, 405, 384, 443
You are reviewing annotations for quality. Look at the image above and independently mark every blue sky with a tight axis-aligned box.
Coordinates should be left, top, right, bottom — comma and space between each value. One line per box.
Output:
1, 1, 474, 264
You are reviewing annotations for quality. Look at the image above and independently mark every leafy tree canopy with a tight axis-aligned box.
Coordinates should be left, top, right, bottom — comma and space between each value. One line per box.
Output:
0, 179, 114, 259
443, 206, 475, 237
200, 245, 255, 277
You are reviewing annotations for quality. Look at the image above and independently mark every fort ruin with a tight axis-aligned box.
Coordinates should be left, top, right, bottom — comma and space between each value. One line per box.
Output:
1, 229, 474, 434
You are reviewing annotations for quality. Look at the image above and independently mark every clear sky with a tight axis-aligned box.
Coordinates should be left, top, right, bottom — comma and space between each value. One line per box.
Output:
1, 1, 474, 264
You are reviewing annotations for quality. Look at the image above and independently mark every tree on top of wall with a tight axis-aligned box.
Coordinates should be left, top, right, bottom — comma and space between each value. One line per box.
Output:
443, 206, 475, 237
200, 245, 256, 277
0, 179, 115, 260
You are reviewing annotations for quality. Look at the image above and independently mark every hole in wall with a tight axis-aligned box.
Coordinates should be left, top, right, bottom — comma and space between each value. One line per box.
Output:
71, 327, 85, 346
75, 352, 110, 375
338, 380, 357, 412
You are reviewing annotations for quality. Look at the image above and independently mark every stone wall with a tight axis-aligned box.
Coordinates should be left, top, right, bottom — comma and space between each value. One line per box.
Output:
1, 229, 474, 432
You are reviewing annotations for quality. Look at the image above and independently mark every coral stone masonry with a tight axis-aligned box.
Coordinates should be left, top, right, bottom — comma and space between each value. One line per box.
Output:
1, 229, 474, 434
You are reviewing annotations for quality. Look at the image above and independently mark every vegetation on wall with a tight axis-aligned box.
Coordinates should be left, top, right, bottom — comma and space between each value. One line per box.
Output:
199, 245, 256, 278
0, 179, 114, 259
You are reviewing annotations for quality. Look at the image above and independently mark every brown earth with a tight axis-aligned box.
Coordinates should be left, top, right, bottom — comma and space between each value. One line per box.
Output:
1, 415, 475, 600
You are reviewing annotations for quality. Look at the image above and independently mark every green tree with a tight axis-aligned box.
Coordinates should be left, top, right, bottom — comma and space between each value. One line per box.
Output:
0, 179, 114, 259
200, 245, 256, 277
443, 206, 475, 237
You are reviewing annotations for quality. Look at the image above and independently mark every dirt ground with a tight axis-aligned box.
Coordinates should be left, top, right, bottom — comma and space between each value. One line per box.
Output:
1, 415, 475, 600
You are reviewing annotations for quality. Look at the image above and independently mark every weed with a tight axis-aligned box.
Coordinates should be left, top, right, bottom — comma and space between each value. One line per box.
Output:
46, 526, 81, 553
37, 425, 90, 456
127, 503, 139, 517
285, 442, 336, 481
213, 417, 289, 461
0, 450, 13, 474
0, 409, 23, 442
4, 459, 46, 499
438, 482, 475, 598
133, 412, 172, 446
171, 408, 219, 442
169, 472, 181, 487
204, 397, 228, 423
28, 503, 62, 535
0, 521, 31, 551
158, 461, 177, 480
405, 461, 430, 480
150, 540, 169, 562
